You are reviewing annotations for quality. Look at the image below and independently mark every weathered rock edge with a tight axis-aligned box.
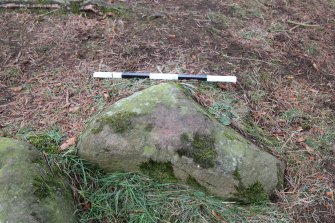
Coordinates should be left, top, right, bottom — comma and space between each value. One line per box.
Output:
78, 83, 285, 198
0, 137, 75, 223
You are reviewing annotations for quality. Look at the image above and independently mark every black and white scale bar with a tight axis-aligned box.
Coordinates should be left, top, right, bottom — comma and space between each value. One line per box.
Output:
93, 72, 237, 83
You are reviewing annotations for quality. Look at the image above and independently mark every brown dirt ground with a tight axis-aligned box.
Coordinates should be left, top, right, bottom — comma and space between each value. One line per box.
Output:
0, 0, 334, 222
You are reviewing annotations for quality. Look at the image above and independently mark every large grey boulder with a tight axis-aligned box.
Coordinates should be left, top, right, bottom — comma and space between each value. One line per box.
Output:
78, 83, 284, 198
0, 137, 75, 223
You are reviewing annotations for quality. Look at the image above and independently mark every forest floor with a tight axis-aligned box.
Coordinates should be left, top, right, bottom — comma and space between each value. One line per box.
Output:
1, 0, 335, 222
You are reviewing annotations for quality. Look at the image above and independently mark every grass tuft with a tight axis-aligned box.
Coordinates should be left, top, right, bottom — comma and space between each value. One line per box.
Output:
46, 151, 289, 222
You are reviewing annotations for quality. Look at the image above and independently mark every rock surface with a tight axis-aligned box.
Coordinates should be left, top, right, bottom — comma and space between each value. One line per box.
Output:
78, 83, 284, 198
0, 137, 75, 223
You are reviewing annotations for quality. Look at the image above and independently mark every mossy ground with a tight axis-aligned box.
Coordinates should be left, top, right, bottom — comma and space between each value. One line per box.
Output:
178, 133, 217, 168
69, 2, 81, 14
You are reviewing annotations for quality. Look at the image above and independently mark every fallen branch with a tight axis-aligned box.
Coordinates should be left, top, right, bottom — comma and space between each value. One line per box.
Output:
287, 20, 320, 31
221, 54, 278, 66
287, 20, 320, 27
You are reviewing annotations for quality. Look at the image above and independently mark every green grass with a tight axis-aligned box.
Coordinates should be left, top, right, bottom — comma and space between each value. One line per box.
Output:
47, 150, 289, 223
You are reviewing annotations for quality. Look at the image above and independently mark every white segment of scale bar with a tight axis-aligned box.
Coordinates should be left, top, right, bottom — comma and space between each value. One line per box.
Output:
149, 73, 179, 80
93, 72, 123, 78
207, 75, 237, 83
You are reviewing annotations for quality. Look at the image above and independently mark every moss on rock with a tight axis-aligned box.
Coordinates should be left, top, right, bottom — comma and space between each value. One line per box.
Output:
186, 176, 207, 192
27, 134, 59, 154
143, 145, 156, 156
139, 159, 178, 183
92, 111, 136, 134
33, 172, 66, 200
234, 181, 268, 204
178, 133, 217, 168
0, 137, 75, 222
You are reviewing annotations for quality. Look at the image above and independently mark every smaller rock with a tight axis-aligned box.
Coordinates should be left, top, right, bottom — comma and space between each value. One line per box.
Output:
0, 137, 75, 223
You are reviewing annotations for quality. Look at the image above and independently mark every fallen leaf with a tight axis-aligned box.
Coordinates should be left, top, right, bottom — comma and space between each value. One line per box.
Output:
218, 83, 228, 91
296, 126, 303, 132
69, 106, 80, 113
103, 93, 109, 99
308, 187, 316, 193
82, 4, 98, 14
301, 142, 314, 154
83, 201, 91, 210
10, 86, 23, 92
60, 137, 76, 151
312, 63, 319, 70
211, 210, 227, 223
325, 191, 333, 198
106, 12, 114, 17
315, 174, 324, 180
311, 127, 324, 136
308, 156, 315, 161
295, 136, 306, 143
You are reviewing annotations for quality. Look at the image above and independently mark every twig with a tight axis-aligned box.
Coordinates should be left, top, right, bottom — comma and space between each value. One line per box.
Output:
222, 54, 278, 66
287, 20, 320, 27
288, 20, 320, 31
36, 8, 62, 18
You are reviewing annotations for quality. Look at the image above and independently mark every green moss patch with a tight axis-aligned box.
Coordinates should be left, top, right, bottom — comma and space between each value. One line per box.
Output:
69, 2, 81, 14
186, 176, 207, 192
143, 146, 156, 156
233, 169, 241, 180
234, 182, 268, 204
178, 133, 217, 168
92, 111, 136, 134
27, 134, 59, 154
232, 168, 268, 204
223, 132, 236, 141
33, 170, 69, 200
139, 159, 178, 183
145, 123, 154, 132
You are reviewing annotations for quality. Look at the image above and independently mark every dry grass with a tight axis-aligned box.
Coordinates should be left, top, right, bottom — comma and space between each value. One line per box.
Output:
1, 0, 335, 222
